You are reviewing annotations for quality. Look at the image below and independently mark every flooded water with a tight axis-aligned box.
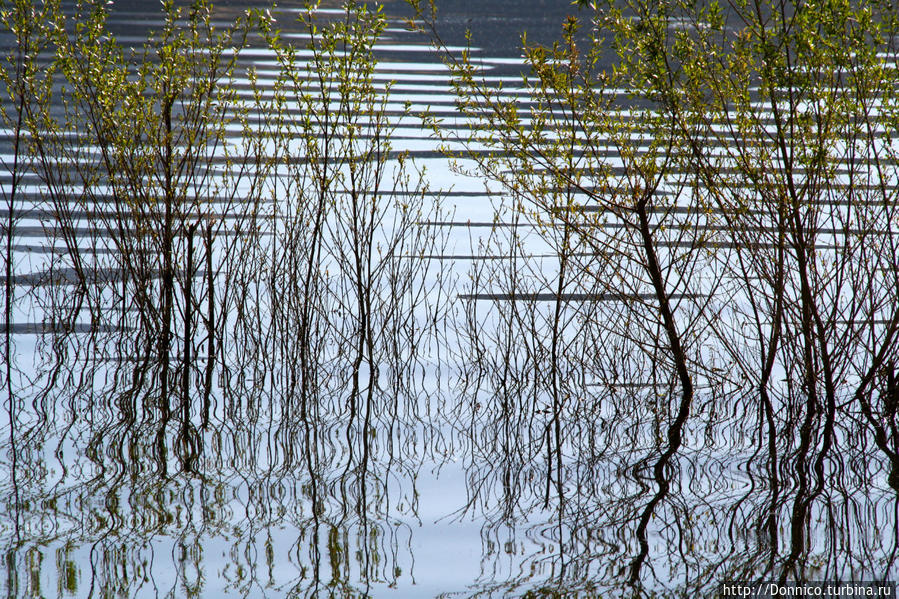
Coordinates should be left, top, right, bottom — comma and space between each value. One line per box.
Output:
2, 0, 899, 597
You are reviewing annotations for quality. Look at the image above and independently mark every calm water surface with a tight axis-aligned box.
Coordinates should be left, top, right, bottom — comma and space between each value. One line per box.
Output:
2, 1, 899, 597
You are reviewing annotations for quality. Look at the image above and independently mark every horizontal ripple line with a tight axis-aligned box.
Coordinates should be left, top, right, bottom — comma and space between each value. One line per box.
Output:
457, 292, 704, 302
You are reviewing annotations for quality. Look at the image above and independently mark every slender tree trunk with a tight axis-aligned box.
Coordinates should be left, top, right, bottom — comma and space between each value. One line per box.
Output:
203, 220, 213, 427
629, 192, 694, 582
160, 93, 175, 419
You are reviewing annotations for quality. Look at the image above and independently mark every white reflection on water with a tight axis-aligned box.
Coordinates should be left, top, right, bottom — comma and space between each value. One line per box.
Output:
2, 1, 899, 597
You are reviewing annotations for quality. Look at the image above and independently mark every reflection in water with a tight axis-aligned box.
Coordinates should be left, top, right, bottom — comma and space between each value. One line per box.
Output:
2, 0, 899, 597
2, 3, 443, 597
420, 0, 899, 592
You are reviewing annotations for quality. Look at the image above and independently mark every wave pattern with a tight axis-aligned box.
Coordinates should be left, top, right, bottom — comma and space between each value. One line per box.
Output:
1, 1, 898, 598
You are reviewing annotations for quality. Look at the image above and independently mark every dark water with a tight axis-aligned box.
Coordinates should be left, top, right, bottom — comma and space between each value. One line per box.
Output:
2, 1, 899, 597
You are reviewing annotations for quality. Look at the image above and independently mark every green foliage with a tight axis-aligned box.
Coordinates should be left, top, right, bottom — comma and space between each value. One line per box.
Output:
416, 0, 899, 586
25, 0, 261, 391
